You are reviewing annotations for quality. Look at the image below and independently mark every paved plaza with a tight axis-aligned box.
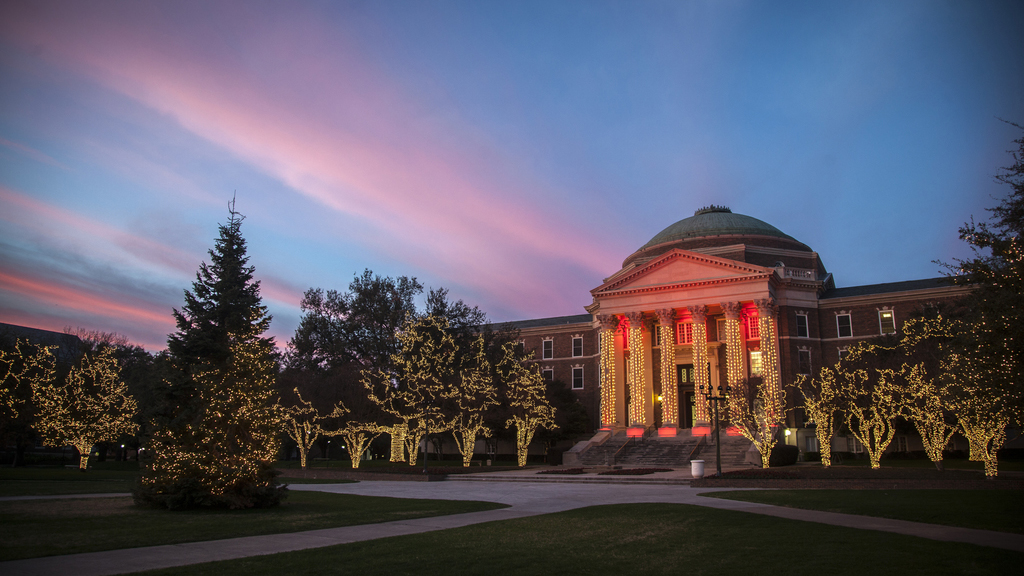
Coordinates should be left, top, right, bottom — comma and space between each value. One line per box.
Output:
2, 477, 1022, 576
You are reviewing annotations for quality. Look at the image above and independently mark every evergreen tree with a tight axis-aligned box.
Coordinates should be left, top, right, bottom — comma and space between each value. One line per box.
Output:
136, 200, 283, 508
947, 125, 1024, 427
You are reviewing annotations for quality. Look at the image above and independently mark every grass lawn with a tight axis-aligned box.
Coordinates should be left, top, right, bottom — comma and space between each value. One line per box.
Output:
0, 466, 140, 497
0, 491, 506, 561
833, 459, 1024, 472
138, 503, 1021, 576
701, 489, 1024, 534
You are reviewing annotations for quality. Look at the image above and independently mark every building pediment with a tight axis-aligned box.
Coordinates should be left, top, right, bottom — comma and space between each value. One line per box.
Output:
591, 249, 773, 298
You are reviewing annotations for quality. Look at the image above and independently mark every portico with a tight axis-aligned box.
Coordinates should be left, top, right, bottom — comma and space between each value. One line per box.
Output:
586, 247, 784, 438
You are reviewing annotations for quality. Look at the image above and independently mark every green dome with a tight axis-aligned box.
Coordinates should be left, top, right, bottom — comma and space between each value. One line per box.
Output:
639, 206, 798, 250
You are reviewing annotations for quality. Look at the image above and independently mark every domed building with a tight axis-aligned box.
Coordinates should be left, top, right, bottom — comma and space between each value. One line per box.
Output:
509, 206, 968, 466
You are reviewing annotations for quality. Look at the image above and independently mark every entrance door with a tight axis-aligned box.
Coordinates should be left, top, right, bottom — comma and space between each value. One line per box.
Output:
677, 364, 695, 428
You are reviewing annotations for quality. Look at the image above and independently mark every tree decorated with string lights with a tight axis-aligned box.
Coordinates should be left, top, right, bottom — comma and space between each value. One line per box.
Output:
136, 200, 284, 509
364, 315, 457, 466
836, 341, 907, 470
933, 125, 1024, 477
1, 339, 57, 445
795, 366, 845, 467
141, 336, 283, 507
279, 388, 338, 469
32, 346, 137, 470
496, 342, 555, 467
727, 376, 786, 469
449, 335, 497, 467
898, 316, 957, 471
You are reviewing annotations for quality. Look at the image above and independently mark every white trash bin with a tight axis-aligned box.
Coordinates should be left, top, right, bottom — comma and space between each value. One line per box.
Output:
690, 459, 705, 479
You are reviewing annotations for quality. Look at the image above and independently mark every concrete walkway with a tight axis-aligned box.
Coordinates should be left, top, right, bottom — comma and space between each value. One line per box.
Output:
3, 480, 1022, 576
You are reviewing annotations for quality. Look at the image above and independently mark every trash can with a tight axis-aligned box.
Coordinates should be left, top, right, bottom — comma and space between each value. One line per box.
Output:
690, 459, 705, 479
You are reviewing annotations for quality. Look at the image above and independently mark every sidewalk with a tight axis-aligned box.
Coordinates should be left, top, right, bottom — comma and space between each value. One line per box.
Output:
2, 479, 1022, 576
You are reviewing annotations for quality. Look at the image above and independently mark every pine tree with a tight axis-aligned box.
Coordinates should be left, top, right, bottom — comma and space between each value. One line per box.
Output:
947, 125, 1024, 430
136, 199, 283, 508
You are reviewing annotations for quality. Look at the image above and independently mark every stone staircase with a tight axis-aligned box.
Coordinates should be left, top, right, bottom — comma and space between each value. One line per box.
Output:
578, 433, 703, 467
697, 434, 756, 473
573, 431, 755, 471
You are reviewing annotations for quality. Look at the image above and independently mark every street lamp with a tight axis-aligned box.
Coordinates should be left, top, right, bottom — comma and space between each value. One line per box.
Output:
700, 383, 731, 478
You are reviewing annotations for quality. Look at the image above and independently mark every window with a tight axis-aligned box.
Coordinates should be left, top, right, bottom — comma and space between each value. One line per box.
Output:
838, 347, 849, 361
798, 349, 811, 375
542, 339, 553, 359
745, 315, 760, 340
676, 321, 693, 345
836, 314, 852, 338
715, 319, 727, 342
847, 436, 863, 453
572, 367, 584, 390
805, 436, 820, 453
542, 368, 554, 382
572, 337, 583, 357
749, 350, 763, 376
795, 314, 809, 338
895, 436, 909, 452
878, 310, 896, 335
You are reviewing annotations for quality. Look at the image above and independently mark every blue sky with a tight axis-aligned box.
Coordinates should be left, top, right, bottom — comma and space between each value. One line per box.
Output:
1, 1, 1021, 350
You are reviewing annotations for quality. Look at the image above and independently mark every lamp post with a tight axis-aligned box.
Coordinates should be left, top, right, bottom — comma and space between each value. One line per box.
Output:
702, 384, 730, 478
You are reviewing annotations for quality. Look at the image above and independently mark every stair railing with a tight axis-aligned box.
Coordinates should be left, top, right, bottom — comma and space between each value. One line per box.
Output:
686, 435, 706, 462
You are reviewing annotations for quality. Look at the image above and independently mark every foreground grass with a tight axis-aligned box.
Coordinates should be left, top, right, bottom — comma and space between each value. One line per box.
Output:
0, 491, 505, 561
702, 489, 1024, 534
140, 503, 1020, 576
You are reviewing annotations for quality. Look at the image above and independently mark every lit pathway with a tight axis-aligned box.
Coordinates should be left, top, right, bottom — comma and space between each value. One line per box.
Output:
2, 479, 1022, 576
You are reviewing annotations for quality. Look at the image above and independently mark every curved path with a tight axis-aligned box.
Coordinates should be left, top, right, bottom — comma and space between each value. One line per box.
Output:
3, 480, 1022, 576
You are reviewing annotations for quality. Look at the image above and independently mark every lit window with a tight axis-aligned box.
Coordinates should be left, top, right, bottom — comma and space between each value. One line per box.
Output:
572, 367, 584, 390
542, 339, 553, 359
542, 368, 554, 381
749, 350, 763, 376
798, 350, 811, 375
836, 314, 852, 338
745, 316, 760, 340
795, 314, 809, 338
572, 337, 583, 357
878, 310, 896, 335
676, 322, 693, 345
715, 319, 727, 342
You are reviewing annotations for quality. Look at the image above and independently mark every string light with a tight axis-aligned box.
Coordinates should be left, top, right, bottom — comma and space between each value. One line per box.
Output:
721, 302, 745, 422
797, 368, 844, 467
625, 312, 646, 426
448, 336, 498, 467
687, 306, 710, 424
1, 339, 56, 421
32, 347, 137, 470
139, 337, 281, 504
837, 343, 902, 470
497, 341, 556, 467
655, 309, 677, 428
597, 315, 618, 428
278, 388, 338, 469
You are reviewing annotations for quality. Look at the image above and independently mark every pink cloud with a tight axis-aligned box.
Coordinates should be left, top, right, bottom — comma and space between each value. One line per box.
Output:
0, 3, 628, 317
0, 137, 68, 169
0, 185, 199, 276
0, 271, 173, 330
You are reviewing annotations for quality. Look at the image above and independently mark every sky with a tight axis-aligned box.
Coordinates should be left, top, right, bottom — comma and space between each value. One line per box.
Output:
0, 1, 1022, 352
